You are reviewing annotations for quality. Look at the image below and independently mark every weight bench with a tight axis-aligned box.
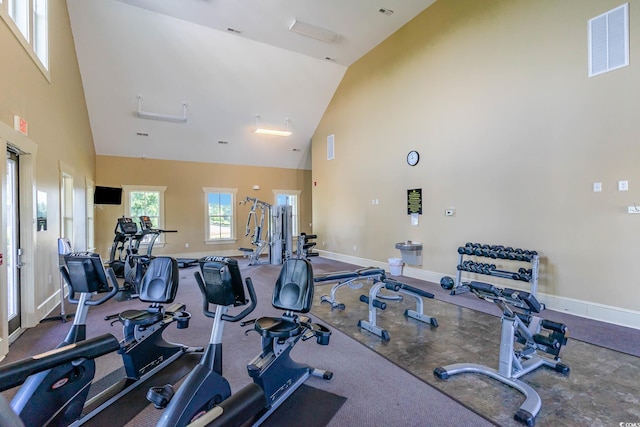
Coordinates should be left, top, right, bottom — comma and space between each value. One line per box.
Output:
434, 281, 569, 426
358, 278, 438, 341
316, 267, 399, 310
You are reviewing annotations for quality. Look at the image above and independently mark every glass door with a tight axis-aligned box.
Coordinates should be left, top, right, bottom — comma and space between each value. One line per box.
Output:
7, 150, 21, 335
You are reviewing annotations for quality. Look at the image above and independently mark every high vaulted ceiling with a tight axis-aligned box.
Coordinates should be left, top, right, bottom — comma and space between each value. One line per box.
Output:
67, 0, 436, 169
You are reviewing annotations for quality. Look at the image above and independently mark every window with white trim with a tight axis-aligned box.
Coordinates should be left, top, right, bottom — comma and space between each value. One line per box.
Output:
203, 188, 237, 243
85, 178, 95, 252
1, 0, 49, 74
273, 190, 301, 236
123, 185, 167, 245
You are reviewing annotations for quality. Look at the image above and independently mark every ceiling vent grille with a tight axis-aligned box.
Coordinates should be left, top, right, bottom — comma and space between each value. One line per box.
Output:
289, 19, 339, 43
588, 3, 629, 77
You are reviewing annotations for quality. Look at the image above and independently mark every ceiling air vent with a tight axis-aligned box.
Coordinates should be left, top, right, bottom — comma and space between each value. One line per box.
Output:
588, 3, 628, 77
227, 27, 242, 35
289, 19, 339, 43
379, 8, 394, 16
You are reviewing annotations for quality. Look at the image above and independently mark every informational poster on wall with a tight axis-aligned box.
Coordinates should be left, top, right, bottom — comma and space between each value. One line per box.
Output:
407, 188, 422, 215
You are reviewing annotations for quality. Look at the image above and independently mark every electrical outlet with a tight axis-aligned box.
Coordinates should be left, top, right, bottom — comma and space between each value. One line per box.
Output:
628, 206, 640, 214
445, 209, 455, 217
619, 180, 629, 191
593, 182, 602, 192
48, 274, 52, 284
185, 243, 189, 248
353, 245, 357, 252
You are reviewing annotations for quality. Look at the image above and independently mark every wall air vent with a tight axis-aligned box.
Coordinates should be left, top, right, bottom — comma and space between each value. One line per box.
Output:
327, 134, 335, 160
588, 3, 628, 77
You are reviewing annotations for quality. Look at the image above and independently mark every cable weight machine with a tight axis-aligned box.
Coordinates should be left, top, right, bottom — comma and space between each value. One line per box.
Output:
238, 197, 293, 265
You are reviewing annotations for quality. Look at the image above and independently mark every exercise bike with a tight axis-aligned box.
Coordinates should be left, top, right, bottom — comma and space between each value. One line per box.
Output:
10, 252, 197, 426
150, 256, 257, 427
0, 334, 121, 427
175, 257, 333, 426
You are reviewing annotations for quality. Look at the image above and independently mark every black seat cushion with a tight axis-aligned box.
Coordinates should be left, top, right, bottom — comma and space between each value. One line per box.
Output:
119, 309, 163, 328
254, 317, 302, 338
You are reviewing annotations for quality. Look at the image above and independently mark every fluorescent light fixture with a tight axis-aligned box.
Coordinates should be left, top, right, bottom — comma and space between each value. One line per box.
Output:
255, 116, 292, 137
255, 128, 292, 137
289, 19, 339, 43
137, 96, 187, 123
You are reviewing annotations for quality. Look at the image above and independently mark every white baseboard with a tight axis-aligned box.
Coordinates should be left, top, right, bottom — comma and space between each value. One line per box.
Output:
36, 289, 65, 328
317, 250, 640, 330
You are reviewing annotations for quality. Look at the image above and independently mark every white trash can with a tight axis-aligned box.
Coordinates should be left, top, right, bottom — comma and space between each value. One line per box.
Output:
388, 258, 404, 276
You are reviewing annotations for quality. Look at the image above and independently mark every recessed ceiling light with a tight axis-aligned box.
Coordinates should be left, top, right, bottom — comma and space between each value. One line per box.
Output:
379, 8, 394, 16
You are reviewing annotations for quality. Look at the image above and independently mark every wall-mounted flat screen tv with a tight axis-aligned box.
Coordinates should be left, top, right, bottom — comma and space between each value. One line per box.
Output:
94, 186, 122, 205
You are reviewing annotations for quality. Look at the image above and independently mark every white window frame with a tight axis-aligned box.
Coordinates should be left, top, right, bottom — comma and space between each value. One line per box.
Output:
273, 189, 301, 237
85, 177, 95, 252
203, 187, 237, 244
122, 185, 167, 247
0, 0, 49, 79
59, 161, 74, 245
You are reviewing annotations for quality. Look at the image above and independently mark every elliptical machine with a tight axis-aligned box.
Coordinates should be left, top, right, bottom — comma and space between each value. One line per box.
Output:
10, 252, 196, 426
172, 257, 333, 426
150, 256, 257, 426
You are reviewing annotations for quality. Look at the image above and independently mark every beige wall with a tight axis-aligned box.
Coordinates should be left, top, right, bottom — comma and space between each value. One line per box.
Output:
312, 0, 640, 322
95, 155, 312, 260
0, 1, 96, 356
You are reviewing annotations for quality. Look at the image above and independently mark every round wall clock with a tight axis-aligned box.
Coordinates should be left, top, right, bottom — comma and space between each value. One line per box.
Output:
407, 150, 420, 166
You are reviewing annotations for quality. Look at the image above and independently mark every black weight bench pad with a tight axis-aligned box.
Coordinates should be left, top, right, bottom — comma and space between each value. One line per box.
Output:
355, 267, 385, 277
469, 281, 499, 296
503, 288, 542, 313
314, 271, 359, 282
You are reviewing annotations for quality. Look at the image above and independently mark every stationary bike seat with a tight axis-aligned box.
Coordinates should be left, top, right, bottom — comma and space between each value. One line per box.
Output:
119, 309, 163, 327
254, 317, 302, 338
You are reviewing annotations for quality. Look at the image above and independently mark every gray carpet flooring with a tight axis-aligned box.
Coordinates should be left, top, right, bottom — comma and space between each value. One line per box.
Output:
3, 256, 638, 426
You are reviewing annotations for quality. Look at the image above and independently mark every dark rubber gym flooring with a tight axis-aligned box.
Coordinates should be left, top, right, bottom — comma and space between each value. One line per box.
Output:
310, 264, 640, 427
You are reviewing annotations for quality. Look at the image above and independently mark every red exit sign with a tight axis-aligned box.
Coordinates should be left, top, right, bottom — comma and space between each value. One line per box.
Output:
14, 115, 28, 136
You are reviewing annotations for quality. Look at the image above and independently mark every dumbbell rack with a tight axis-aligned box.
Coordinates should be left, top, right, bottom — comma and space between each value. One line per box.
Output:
449, 243, 541, 300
